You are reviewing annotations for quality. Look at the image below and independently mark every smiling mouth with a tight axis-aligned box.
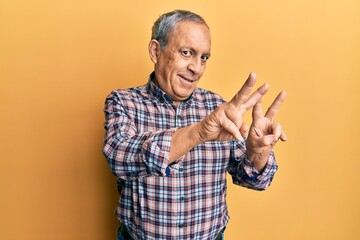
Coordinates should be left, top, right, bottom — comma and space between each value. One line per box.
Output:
179, 75, 195, 83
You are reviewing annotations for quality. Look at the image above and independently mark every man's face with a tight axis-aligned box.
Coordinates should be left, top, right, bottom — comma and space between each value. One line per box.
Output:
153, 20, 211, 105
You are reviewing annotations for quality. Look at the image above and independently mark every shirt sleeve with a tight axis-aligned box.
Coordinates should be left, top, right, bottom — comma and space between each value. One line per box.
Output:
102, 92, 183, 180
227, 140, 278, 191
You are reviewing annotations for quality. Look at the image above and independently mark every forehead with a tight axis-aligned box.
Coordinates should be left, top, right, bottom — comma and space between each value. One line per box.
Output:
167, 21, 211, 53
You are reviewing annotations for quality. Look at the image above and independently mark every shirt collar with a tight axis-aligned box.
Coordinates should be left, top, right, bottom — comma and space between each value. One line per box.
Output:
146, 72, 195, 106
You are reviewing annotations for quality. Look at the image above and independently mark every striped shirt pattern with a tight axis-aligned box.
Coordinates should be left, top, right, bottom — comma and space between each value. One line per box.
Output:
103, 73, 278, 240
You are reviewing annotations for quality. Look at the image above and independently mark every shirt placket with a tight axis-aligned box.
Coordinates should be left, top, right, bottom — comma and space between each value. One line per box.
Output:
175, 104, 186, 237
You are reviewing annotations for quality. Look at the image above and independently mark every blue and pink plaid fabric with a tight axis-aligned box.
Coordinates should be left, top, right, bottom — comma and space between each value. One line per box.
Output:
103, 73, 278, 240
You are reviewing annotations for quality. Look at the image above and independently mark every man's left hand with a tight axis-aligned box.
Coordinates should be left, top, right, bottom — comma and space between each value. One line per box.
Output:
246, 91, 287, 172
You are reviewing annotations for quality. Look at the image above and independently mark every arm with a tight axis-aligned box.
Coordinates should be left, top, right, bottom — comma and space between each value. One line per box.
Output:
182, 73, 286, 190
227, 140, 278, 191
169, 73, 271, 163
104, 73, 286, 181
103, 92, 182, 180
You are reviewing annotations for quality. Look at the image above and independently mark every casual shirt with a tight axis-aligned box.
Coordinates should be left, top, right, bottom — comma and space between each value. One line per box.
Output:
103, 73, 278, 240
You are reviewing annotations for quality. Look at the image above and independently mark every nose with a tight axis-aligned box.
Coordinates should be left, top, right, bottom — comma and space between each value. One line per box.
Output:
187, 57, 203, 75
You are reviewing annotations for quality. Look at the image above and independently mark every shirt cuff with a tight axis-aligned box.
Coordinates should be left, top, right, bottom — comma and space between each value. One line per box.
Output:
141, 128, 184, 177
243, 151, 276, 181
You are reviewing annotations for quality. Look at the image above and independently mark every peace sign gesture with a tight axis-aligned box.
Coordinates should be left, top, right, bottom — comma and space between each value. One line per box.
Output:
246, 90, 287, 171
196, 72, 286, 171
170, 72, 286, 166
197, 72, 270, 142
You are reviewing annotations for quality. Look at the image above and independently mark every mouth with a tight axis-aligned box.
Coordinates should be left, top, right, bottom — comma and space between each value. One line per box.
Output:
179, 75, 196, 83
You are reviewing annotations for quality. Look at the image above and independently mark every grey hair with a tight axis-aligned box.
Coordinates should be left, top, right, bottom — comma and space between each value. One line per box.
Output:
151, 10, 209, 50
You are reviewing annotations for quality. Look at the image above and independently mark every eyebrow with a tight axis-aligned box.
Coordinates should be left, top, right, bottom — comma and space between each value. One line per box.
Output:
187, 47, 211, 58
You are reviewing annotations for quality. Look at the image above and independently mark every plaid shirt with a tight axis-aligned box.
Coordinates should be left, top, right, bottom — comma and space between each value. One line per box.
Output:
103, 73, 278, 240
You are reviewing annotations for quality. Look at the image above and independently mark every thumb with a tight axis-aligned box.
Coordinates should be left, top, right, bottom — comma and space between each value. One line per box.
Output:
260, 135, 278, 147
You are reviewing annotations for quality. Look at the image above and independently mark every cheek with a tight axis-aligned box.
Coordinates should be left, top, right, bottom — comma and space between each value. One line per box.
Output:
172, 58, 189, 69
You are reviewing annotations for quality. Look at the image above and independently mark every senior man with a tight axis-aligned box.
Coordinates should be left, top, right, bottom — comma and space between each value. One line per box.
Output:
103, 9, 286, 240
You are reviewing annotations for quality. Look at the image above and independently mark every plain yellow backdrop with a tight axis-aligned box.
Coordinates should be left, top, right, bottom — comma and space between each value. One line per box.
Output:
1, 0, 359, 239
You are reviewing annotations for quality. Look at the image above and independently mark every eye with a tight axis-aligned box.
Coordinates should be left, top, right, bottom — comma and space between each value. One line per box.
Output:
182, 50, 191, 57
201, 55, 210, 61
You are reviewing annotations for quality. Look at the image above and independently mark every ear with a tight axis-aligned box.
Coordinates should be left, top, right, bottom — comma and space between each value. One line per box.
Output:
148, 39, 161, 64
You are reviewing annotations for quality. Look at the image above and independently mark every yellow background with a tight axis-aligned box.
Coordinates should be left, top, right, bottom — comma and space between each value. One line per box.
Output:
1, 0, 359, 239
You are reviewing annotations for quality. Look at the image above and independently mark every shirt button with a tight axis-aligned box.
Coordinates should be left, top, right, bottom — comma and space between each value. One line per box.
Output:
179, 224, 185, 228
179, 168, 184, 172
180, 196, 185, 201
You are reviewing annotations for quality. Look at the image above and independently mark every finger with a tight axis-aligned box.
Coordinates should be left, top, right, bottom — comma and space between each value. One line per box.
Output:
230, 72, 257, 106
280, 130, 287, 141
224, 104, 243, 128
219, 117, 243, 141
239, 122, 249, 138
253, 123, 282, 147
272, 123, 283, 141
263, 135, 278, 146
241, 83, 269, 113
251, 135, 275, 148
252, 129, 286, 148
265, 91, 287, 120
252, 100, 263, 121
